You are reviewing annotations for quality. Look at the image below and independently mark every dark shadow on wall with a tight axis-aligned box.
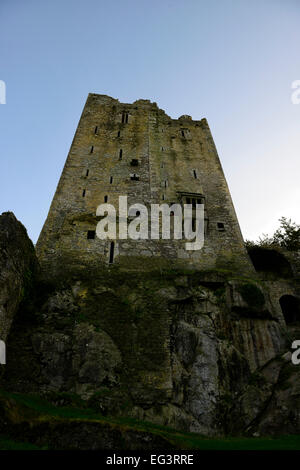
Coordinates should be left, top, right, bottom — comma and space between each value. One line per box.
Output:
279, 295, 300, 324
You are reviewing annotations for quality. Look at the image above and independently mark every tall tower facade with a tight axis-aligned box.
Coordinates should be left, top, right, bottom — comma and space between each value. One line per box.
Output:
36, 94, 253, 275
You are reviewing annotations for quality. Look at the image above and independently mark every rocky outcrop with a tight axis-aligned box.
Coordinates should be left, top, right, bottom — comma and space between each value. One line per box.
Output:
0, 212, 39, 344
2, 266, 298, 437
229, 351, 300, 436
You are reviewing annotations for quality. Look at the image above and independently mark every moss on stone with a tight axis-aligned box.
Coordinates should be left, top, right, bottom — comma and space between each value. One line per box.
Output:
237, 283, 265, 309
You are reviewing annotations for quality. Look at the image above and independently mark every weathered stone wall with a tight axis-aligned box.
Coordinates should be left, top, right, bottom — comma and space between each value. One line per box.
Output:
36, 94, 254, 277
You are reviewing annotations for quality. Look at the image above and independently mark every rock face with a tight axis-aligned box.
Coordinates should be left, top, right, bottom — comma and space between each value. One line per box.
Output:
0, 212, 299, 439
0, 212, 38, 344
2, 264, 299, 437
230, 353, 300, 436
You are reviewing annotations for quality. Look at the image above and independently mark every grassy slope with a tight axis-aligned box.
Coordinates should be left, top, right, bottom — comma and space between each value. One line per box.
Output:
0, 390, 299, 450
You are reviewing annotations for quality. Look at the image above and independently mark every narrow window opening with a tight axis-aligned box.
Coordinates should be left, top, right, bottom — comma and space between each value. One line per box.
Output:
90, 146, 94, 154
130, 159, 139, 166
119, 149, 123, 160
164, 180, 167, 188
122, 112, 129, 124
82, 189, 86, 197
104, 195, 108, 202
193, 170, 197, 179
86, 169, 89, 177
181, 130, 185, 138
94, 126, 98, 135
87, 230, 95, 240
109, 241, 115, 264
205, 217, 209, 236
186, 197, 191, 204
110, 176, 113, 184
161, 147, 164, 151
217, 222, 225, 231
192, 218, 196, 231
117, 131, 120, 137
162, 194, 165, 200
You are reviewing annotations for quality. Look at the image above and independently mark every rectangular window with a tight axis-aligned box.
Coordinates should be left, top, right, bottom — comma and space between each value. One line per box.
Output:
193, 170, 197, 179
130, 159, 138, 166
87, 230, 95, 240
122, 112, 129, 124
104, 195, 108, 202
110, 176, 113, 184
82, 189, 86, 197
217, 222, 225, 231
109, 241, 115, 263
86, 169, 89, 177
94, 126, 98, 135
90, 146, 94, 154
119, 149, 123, 160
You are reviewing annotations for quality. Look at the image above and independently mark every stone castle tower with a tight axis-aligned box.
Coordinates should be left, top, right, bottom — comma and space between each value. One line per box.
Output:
36, 94, 253, 275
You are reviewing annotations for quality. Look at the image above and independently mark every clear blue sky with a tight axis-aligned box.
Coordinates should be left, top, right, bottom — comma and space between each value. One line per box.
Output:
1, 0, 299, 243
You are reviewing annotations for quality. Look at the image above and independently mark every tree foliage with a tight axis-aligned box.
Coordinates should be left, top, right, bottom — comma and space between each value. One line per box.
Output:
245, 217, 300, 251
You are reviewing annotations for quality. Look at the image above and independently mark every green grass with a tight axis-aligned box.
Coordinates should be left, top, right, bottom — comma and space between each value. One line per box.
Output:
0, 390, 299, 450
0, 436, 46, 450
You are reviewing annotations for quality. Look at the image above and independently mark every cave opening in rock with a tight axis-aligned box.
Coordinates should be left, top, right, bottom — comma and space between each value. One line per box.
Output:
279, 295, 300, 324
247, 247, 293, 279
